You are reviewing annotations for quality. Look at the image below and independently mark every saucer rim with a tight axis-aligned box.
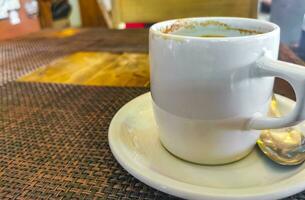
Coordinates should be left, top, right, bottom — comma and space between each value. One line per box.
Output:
108, 92, 305, 200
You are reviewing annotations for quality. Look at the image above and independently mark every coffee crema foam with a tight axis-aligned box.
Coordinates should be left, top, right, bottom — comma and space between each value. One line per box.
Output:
161, 20, 263, 38
200, 35, 226, 38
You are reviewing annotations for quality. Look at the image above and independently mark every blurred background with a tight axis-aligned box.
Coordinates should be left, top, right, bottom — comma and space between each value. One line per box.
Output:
0, 0, 304, 59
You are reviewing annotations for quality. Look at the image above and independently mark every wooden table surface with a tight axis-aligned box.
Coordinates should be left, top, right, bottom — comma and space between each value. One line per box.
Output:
3, 28, 305, 100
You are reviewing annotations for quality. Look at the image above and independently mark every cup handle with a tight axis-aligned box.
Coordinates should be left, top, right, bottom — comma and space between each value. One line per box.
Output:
247, 55, 305, 130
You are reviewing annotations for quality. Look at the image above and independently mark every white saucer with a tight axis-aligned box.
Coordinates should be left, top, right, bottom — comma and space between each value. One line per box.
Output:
108, 92, 305, 200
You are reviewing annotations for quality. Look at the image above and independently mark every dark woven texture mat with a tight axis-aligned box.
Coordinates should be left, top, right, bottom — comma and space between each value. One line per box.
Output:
0, 29, 304, 199
0, 82, 182, 199
1, 82, 304, 200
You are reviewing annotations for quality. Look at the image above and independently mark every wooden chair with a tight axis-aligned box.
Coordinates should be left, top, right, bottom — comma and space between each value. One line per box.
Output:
38, 0, 72, 29
79, 0, 107, 27
99, 0, 258, 29
39, 0, 107, 28
38, 0, 53, 28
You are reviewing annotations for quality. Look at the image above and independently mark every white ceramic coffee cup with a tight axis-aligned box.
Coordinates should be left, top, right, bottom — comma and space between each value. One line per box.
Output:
149, 17, 305, 165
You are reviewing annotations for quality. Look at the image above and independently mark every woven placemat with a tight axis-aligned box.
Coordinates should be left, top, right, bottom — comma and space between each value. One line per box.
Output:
0, 81, 181, 199
0, 82, 304, 200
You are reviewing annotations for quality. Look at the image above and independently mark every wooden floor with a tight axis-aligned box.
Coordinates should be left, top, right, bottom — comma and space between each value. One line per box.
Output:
18, 52, 150, 87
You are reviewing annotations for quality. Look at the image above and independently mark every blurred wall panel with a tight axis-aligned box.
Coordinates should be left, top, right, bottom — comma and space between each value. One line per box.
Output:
0, 0, 40, 40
